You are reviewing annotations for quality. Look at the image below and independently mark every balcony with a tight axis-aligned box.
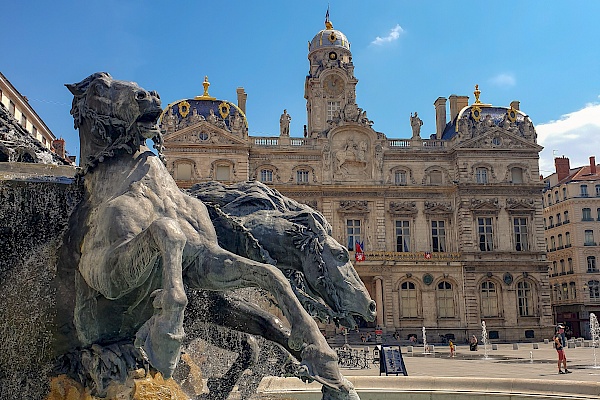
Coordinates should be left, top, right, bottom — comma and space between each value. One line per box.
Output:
584, 242, 597, 246
361, 251, 461, 262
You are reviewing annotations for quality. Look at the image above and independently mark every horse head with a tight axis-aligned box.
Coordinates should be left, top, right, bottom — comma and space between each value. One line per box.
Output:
66, 72, 164, 173
284, 210, 376, 328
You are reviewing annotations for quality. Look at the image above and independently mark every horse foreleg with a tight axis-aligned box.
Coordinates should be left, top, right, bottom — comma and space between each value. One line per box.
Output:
185, 246, 350, 393
104, 217, 188, 379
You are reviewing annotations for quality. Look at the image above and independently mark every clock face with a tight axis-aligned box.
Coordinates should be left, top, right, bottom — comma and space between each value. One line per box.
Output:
329, 51, 337, 60
324, 75, 344, 96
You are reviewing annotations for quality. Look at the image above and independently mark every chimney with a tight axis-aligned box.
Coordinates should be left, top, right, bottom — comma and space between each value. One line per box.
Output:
591, 156, 597, 174
554, 156, 571, 181
510, 100, 520, 110
236, 87, 247, 115
449, 95, 469, 122
434, 97, 447, 139
53, 138, 66, 159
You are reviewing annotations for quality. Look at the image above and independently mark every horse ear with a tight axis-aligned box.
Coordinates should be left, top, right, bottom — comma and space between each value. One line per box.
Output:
65, 72, 112, 96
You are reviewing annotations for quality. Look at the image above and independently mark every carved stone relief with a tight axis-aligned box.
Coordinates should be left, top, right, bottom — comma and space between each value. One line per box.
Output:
339, 200, 369, 213
389, 201, 417, 215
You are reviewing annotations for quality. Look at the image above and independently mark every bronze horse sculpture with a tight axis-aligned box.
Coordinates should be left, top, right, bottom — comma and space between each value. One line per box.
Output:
186, 181, 376, 398
56, 72, 362, 398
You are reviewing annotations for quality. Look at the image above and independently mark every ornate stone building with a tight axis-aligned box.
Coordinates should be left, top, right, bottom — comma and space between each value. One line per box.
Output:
543, 156, 600, 338
161, 18, 553, 342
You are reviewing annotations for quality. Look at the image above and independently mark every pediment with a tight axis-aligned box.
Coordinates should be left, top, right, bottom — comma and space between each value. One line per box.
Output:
424, 201, 452, 214
164, 121, 247, 145
455, 128, 542, 151
389, 201, 417, 215
338, 200, 369, 213
469, 198, 500, 213
506, 198, 536, 213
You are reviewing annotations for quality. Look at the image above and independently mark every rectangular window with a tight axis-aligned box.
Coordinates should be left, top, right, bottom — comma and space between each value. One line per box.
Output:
511, 168, 523, 184
585, 230, 595, 245
513, 217, 529, 251
260, 169, 273, 182
587, 257, 597, 273
581, 185, 588, 197
346, 219, 361, 251
517, 282, 533, 317
431, 220, 446, 252
476, 168, 488, 184
400, 282, 418, 318
478, 217, 493, 251
296, 170, 309, 183
215, 165, 230, 181
395, 220, 410, 252
9, 101, 15, 116
20, 114, 27, 128
596, 185, 600, 197
32, 126, 37, 137
326, 101, 341, 121
583, 208, 592, 221
394, 170, 407, 185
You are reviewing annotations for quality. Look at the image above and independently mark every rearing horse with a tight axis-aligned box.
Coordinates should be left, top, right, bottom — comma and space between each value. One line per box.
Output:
61, 72, 351, 395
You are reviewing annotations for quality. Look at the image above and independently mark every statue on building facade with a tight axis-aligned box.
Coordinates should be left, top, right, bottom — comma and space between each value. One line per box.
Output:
410, 112, 423, 139
280, 109, 291, 136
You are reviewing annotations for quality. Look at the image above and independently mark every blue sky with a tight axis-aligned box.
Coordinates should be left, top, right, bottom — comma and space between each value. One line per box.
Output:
3, 1, 600, 175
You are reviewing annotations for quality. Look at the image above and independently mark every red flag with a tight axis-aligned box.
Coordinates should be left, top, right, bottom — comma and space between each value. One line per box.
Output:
355, 241, 363, 253
355, 252, 365, 262
424, 252, 432, 260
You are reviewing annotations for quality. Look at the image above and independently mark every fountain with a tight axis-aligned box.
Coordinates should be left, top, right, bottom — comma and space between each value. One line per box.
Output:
422, 326, 431, 355
0, 73, 377, 400
591, 313, 600, 368
481, 320, 490, 360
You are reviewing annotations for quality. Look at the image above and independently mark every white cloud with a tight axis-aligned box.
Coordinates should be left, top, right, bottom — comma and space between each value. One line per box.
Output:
489, 73, 516, 87
536, 102, 600, 176
371, 24, 404, 46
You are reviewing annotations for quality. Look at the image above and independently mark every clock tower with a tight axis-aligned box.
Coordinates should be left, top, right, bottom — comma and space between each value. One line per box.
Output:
305, 15, 358, 137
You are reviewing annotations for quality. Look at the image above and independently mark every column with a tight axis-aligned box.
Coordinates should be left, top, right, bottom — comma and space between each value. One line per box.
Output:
375, 276, 384, 327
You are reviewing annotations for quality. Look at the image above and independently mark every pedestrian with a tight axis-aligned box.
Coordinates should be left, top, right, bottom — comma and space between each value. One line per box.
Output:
470, 335, 478, 351
554, 324, 571, 374
449, 340, 456, 357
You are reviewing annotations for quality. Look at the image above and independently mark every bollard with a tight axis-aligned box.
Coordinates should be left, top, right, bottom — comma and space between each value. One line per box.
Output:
492, 344, 498, 350
407, 345, 413, 353
583, 340, 591, 347
532, 343, 539, 349
512, 343, 519, 350
567, 342, 575, 349
544, 339, 549, 344
575, 341, 582, 347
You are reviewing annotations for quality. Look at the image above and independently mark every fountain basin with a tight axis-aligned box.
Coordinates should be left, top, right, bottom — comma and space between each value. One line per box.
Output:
258, 376, 600, 399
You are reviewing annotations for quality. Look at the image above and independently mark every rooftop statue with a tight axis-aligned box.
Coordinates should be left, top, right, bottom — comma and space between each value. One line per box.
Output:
56, 72, 363, 399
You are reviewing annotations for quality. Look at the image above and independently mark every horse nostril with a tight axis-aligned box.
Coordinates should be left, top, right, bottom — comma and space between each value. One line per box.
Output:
369, 301, 376, 313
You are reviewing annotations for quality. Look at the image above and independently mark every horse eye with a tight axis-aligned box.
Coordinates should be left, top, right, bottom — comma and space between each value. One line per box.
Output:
136, 91, 147, 100
336, 252, 347, 262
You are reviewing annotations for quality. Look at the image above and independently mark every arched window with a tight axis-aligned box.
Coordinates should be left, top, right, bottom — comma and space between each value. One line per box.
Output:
588, 280, 600, 300
517, 281, 534, 316
429, 170, 442, 185
175, 163, 192, 180
437, 281, 455, 318
511, 167, 523, 183
260, 169, 273, 182
560, 259, 565, 274
394, 170, 407, 185
564, 211, 569, 223
568, 258, 573, 273
565, 232, 571, 246
476, 167, 488, 184
569, 282, 577, 299
562, 187, 567, 200
549, 216, 554, 227
480, 281, 499, 317
562, 283, 569, 300
400, 281, 418, 318
296, 169, 309, 183
558, 234, 563, 248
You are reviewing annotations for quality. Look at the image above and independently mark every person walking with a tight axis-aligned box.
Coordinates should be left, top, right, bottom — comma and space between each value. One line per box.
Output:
554, 324, 571, 374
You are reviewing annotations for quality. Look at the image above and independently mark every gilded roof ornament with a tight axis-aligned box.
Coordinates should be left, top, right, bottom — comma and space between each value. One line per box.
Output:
195, 75, 216, 100
474, 84, 481, 104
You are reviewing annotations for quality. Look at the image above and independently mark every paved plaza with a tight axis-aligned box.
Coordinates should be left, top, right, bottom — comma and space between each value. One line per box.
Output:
336, 341, 600, 381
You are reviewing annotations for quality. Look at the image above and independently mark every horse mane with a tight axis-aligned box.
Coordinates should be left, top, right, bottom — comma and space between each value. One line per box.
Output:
188, 181, 344, 321
66, 72, 165, 175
